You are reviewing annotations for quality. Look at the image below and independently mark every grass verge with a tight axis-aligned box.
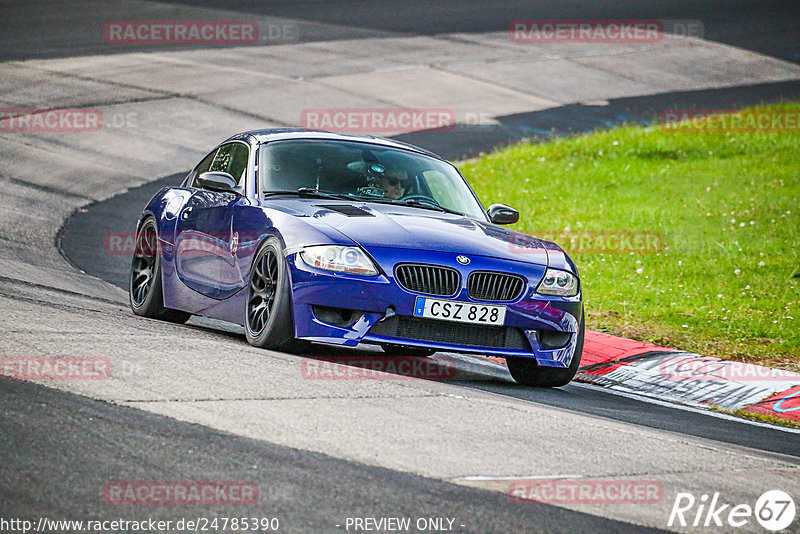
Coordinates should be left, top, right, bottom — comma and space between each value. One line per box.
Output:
461, 102, 800, 368
709, 406, 800, 430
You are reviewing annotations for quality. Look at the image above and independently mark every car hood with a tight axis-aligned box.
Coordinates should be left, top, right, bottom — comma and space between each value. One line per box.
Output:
265, 199, 549, 265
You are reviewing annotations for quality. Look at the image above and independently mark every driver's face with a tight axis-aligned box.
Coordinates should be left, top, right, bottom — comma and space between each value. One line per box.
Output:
377, 172, 408, 199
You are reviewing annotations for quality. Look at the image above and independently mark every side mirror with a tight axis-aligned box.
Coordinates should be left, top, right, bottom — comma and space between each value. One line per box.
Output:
197, 171, 238, 193
487, 204, 519, 225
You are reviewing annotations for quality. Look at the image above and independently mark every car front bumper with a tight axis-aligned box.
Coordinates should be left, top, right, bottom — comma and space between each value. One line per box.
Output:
287, 247, 582, 368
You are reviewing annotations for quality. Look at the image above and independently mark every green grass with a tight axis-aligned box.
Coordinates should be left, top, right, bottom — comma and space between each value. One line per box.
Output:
709, 406, 800, 430
460, 102, 800, 367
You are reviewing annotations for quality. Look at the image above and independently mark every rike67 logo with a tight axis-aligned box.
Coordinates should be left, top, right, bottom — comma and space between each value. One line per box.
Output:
668, 490, 796, 531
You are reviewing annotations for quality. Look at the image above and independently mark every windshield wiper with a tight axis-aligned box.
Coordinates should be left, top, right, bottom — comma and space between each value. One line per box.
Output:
262, 188, 353, 200
346, 195, 466, 216
398, 198, 465, 216
263, 189, 467, 217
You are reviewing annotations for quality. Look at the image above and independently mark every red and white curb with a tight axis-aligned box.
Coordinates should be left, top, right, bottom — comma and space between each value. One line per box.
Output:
577, 331, 800, 424
364, 329, 800, 425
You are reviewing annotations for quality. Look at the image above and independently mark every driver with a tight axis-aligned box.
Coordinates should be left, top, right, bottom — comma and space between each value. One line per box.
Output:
376, 170, 409, 199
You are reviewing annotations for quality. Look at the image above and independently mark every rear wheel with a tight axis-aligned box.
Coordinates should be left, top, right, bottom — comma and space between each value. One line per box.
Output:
245, 238, 308, 353
507, 307, 584, 387
129, 217, 191, 323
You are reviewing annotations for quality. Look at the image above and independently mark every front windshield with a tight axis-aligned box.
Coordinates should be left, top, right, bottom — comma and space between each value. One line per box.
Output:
259, 139, 486, 219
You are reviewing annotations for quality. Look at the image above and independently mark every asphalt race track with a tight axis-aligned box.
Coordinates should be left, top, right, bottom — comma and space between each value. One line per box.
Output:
2, 1, 800, 533
60, 172, 800, 459
2, 378, 662, 533
2, 0, 798, 62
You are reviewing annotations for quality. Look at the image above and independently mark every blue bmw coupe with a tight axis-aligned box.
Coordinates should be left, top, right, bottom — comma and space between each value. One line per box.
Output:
130, 129, 584, 386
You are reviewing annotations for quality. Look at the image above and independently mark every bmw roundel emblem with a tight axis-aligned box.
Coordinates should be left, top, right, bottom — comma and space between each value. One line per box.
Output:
456, 255, 470, 265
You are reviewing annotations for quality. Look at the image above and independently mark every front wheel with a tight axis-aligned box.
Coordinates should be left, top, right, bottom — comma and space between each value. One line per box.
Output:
506, 307, 584, 387
129, 217, 191, 324
245, 238, 308, 353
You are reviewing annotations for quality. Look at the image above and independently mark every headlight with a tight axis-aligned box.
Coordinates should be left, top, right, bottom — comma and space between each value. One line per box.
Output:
300, 245, 379, 276
536, 268, 579, 297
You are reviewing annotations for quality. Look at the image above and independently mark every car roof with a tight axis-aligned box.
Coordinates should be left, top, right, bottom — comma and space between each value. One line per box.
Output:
225, 128, 446, 161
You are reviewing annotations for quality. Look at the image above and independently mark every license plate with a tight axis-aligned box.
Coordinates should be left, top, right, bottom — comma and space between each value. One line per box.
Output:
413, 297, 506, 325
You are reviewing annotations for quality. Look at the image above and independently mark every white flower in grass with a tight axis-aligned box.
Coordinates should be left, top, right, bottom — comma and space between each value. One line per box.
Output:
734, 269, 741, 275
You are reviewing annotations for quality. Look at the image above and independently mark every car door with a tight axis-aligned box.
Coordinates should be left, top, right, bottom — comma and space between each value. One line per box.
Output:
174, 141, 250, 300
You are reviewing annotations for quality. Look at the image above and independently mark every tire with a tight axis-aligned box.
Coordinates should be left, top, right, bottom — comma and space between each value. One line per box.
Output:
245, 238, 308, 353
380, 344, 436, 357
506, 307, 585, 387
129, 217, 191, 324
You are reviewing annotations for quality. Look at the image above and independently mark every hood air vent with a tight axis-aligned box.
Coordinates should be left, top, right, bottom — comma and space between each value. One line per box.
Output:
316, 204, 374, 217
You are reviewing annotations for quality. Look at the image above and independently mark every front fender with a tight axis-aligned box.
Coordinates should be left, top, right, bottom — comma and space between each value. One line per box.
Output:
139, 187, 194, 244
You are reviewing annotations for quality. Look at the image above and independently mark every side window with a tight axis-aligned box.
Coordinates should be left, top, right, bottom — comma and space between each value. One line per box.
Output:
188, 150, 217, 187
228, 144, 250, 185
209, 143, 250, 186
